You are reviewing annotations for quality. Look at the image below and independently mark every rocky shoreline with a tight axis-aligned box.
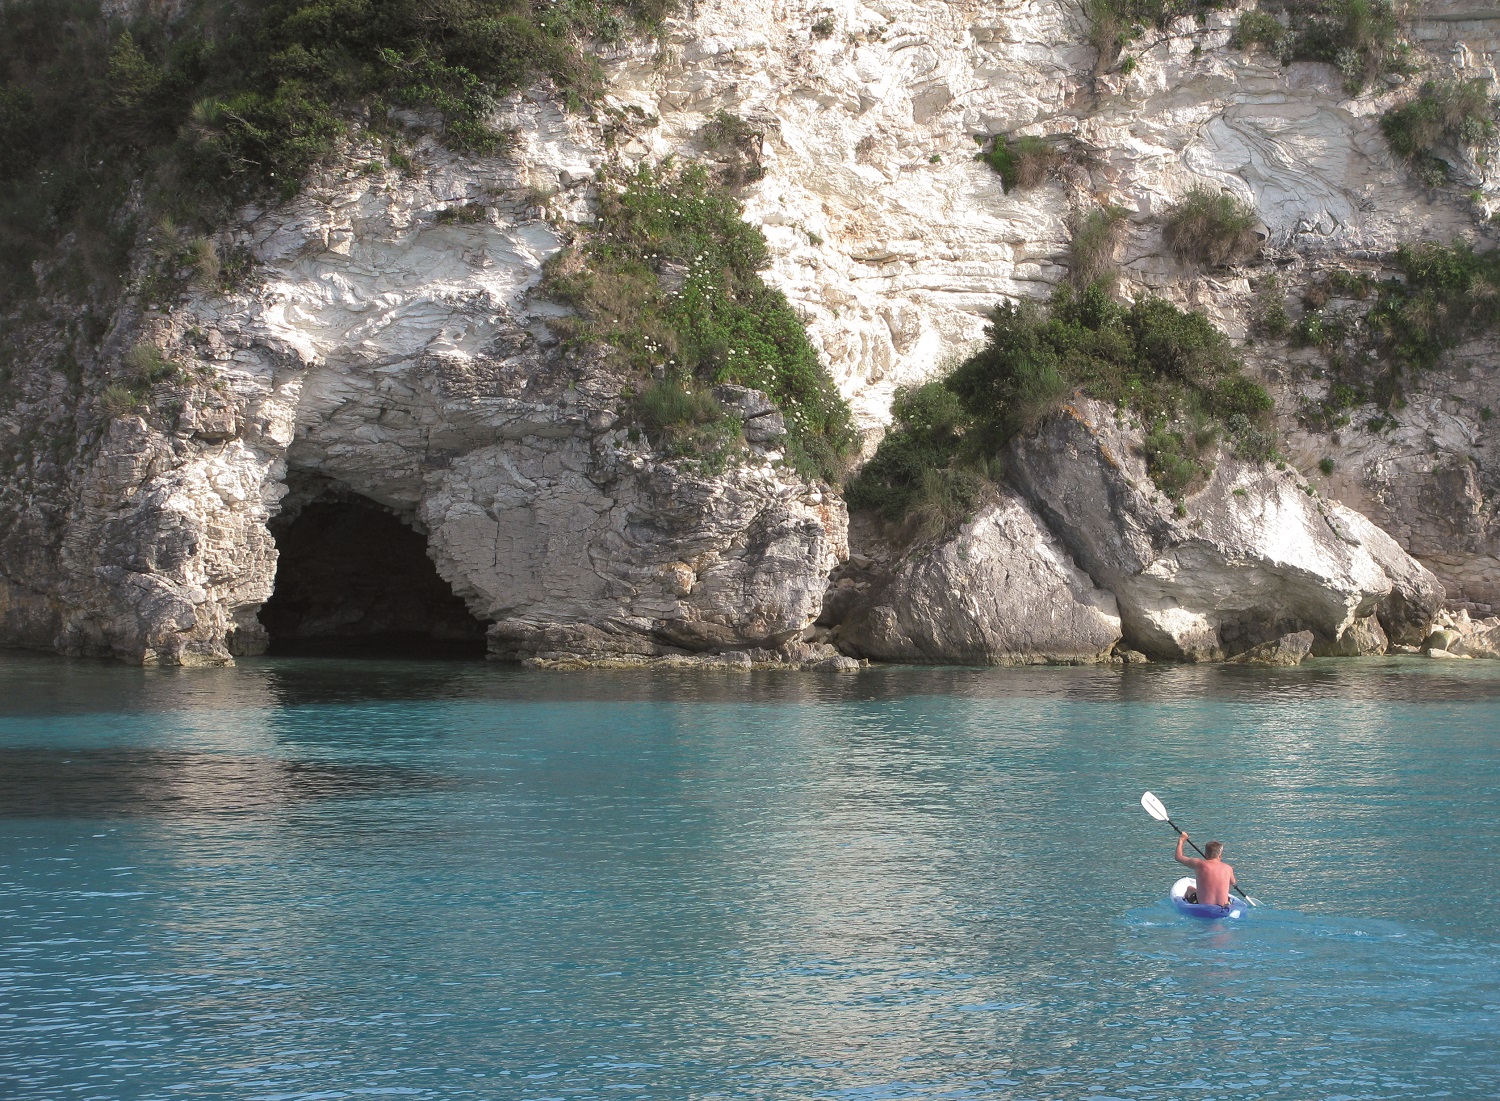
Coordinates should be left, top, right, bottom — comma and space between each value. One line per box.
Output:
4, 0, 1499, 669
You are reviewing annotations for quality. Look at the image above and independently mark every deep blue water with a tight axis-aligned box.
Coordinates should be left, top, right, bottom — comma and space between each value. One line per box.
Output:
1, 654, 1498, 1101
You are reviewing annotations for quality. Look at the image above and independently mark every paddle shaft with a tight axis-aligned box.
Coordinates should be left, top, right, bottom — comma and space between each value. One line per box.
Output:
1160, 815, 1254, 905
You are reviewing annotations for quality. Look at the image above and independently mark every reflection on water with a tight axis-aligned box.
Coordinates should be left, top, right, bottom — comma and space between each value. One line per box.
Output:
4, 650, 1500, 720
0, 747, 447, 817
0, 651, 1498, 1100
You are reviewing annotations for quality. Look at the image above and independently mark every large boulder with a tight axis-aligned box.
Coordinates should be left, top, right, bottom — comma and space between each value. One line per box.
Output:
837, 490, 1122, 665
1007, 398, 1442, 661
426, 436, 847, 661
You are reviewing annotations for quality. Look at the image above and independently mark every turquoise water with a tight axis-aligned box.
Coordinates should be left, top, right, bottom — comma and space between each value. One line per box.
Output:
2, 655, 1498, 1100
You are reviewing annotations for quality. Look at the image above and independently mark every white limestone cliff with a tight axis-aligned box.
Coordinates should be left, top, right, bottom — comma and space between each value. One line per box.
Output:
3, 0, 1496, 664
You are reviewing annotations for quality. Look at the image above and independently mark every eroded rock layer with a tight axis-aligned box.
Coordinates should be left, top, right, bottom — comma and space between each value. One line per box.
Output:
3, 0, 1496, 665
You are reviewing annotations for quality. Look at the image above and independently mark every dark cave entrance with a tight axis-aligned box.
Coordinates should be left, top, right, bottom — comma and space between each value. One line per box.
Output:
258, 493, 489, 659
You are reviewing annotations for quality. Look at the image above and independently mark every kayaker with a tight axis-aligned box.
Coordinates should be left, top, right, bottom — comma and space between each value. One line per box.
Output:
1174, 834, 1236, 907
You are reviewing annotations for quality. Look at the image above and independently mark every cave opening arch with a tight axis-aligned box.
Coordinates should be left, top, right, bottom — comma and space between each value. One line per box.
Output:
258, 480, 489, 658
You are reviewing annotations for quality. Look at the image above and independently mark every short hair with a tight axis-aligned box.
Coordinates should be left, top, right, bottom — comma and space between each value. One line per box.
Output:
1204, 841, 1223, 859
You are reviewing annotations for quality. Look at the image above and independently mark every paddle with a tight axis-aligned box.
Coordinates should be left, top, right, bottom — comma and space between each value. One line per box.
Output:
1141, 790, 1260, 906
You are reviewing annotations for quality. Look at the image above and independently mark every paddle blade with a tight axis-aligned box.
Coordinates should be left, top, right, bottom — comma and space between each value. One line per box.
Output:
1141, 791, 1170, 821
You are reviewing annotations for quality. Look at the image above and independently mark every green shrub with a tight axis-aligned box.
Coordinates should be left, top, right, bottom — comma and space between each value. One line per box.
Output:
1273, 0, 1409, 93
1318, 456, 1336, 475
1233, 10, 1288, 55
1381, 79, 1497, 185
1069, 204, 1128, 289
1292, 242, 1500, 429
847, 282, 1277, 518
0, 0, 673, 305
698, 110, 765, 188
1369, 242, 1500, 372
543, 162, 858, 482
1253, 274, 1291, 337
1083, 0, 1228, 71
843, 383, 992, 536
1162, 187, 1261, 267
979, 135, 1063, 193
1144, 425, 1209, 498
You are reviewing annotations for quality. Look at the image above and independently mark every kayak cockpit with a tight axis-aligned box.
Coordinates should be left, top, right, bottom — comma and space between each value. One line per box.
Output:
1170, 876, 1249, 920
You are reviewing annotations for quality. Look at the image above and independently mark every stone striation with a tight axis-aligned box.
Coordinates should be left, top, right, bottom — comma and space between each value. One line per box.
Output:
0, 135, 845, 665
1004, 398, 1443, 661
838, 491, 1122, 665
4, 0, 1497, 666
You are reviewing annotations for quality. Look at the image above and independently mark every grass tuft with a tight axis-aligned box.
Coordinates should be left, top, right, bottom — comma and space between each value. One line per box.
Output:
1069, 205, 1128, 290
1161, 187, 1261, 268
979, 135, 1063, 194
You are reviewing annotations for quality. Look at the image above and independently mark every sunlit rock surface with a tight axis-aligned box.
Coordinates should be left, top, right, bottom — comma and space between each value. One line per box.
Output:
2, 0, 1496, 664
838, 491, 1122, 665
1007, 399, 1442, 660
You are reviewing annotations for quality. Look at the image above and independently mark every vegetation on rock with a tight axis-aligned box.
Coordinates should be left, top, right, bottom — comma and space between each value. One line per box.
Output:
1236, 0, 1409, 93
1068, 205, 1129, 289
1084, 0, 1229, 72
1162, 187, 1261, 268
0, 0, 669, 304
1381, 79, 1498, 186
1286, 243, 1500, 429
1232, 10, 1288, 56
697, 110, 766, 189
542, 161, 858, 482
846, 282, 1276, 532
979, 135, 1064, 193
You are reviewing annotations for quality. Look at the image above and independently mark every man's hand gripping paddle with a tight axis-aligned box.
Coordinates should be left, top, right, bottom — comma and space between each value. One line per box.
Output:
1141, 791, 1260, 906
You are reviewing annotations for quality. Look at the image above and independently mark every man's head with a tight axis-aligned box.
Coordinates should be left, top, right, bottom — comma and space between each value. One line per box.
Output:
1204, 841, 1223, 860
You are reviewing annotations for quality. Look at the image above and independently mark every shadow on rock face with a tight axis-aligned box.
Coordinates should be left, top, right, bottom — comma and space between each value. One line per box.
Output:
259, 490, 489, 659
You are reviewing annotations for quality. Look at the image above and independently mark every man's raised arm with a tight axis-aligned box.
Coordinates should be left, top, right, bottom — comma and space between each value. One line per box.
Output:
1174, 832, 1200, 868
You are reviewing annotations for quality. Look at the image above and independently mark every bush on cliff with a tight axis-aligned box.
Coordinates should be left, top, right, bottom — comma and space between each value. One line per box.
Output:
0, 0, 670, 304
1083, 0, 1229, 72
543, 162, 859, 482
846, 283, 1276, 527
1381, 79, 1498, 186
1237, 0, 1410, 92
979, 135, 1064, 193
1290, 242, 1500, 428
1162, 187, 1261, 268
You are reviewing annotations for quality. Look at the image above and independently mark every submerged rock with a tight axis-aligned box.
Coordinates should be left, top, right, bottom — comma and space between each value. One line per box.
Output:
1452, 618, 1500, 659
837, 491, 1122, 665
1007, 399, 1442, 662
1315, 614, 1388, 657
1229, 630, 1315, 666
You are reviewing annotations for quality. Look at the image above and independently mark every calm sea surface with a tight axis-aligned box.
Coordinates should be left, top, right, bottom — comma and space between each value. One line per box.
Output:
1, 654, 1498, 1100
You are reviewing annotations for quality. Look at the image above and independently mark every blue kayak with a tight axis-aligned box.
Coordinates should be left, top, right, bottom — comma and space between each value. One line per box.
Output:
1170, 876, 1249, 920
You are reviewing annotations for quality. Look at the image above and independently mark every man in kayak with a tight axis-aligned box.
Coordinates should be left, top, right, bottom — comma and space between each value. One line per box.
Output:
1175, 834, 1236, 907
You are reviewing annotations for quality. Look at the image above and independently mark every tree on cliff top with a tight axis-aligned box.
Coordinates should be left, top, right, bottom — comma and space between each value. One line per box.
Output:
0, 0, 672, 304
